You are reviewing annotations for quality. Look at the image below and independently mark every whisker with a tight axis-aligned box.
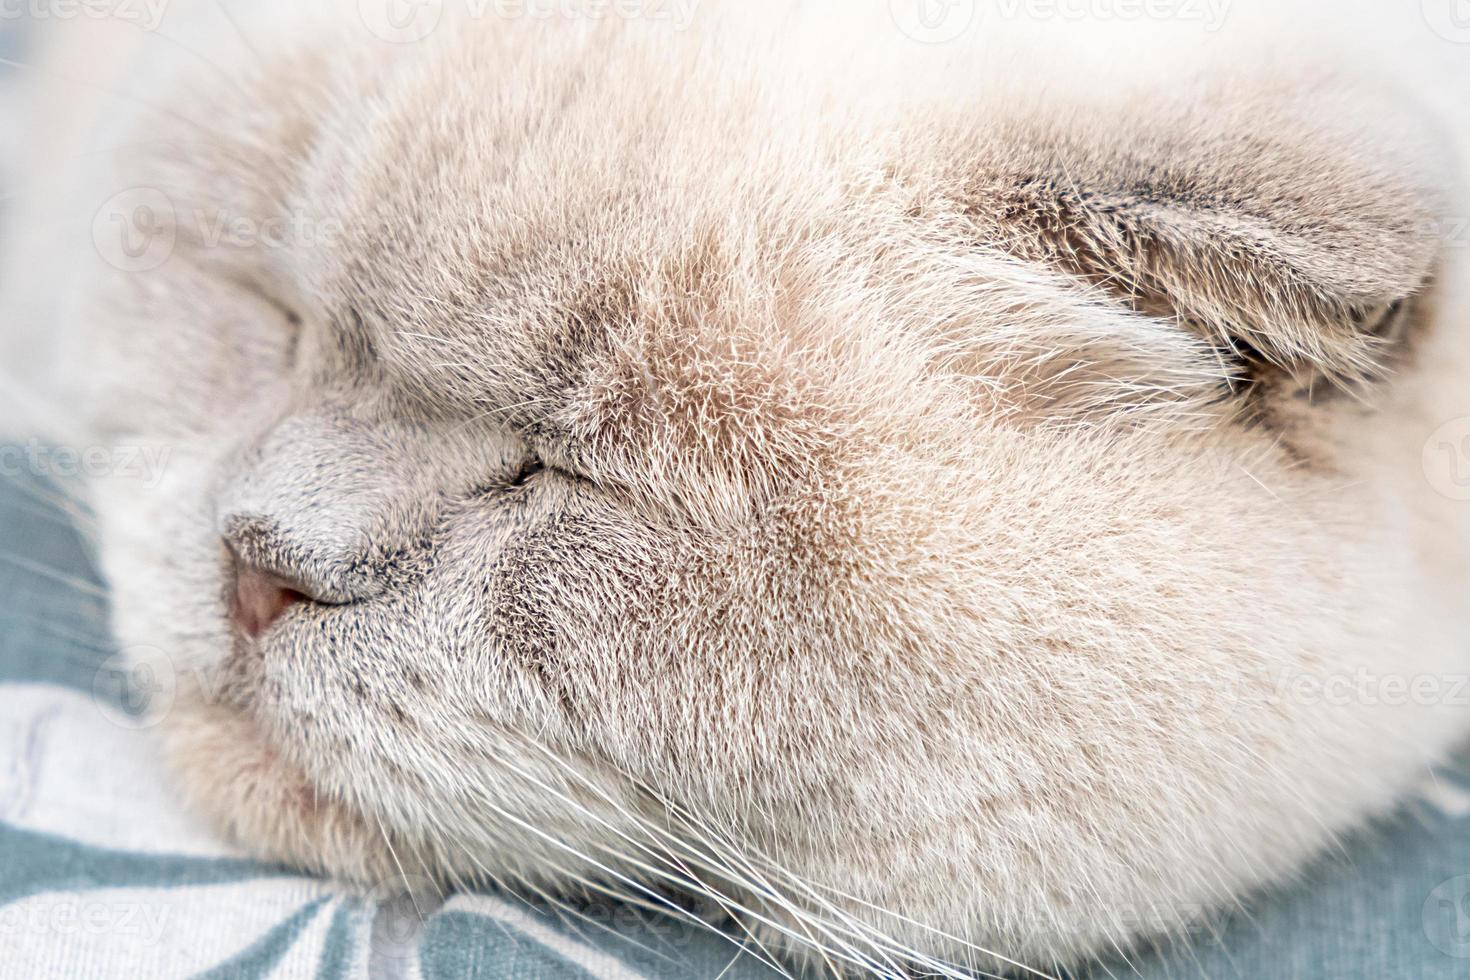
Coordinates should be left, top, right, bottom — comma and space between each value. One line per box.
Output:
524, 742, 1044, 979
0, 554, 109, 601
0, 468, 100, 530
457, 781, 836, 978
0, 56, 230, 144
370, 809, 427, 925
644, 784, 1033, 978
207, 0, 265, 64
493, 744, 894, 976
0, 615, 114, 656
451, 398, 559, 434
127, 24, 257, 103
0, 497, 94, 535
536, 886, 691, 970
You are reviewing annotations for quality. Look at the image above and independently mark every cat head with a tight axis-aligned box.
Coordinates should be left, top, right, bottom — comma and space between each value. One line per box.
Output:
44, 5, 1460, 974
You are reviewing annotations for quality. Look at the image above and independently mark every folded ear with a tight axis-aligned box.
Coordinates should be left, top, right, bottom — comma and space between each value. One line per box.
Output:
950, 77, 1451, 386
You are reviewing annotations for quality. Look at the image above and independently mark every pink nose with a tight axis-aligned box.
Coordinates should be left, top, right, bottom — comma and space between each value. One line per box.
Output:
228, 553, 309, 638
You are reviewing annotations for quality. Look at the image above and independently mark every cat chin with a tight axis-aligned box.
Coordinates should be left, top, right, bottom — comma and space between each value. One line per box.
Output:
159, 676, 644, 901
162, 685, 409, 886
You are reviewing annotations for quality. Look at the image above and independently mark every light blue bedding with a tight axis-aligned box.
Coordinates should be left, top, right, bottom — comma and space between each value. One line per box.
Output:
3, 464, 1470, 979
0, 467, 787, 979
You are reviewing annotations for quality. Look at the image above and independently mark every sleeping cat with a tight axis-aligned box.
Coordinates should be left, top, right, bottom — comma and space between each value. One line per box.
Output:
3, 1, 1470, 975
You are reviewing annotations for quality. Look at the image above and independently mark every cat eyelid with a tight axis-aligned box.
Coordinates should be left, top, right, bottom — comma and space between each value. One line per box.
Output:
472, 450, 547, 498
521, 436, 590, 487
511, 452, 546, 486
228, 274, 306, 330
261, 292, 305, 329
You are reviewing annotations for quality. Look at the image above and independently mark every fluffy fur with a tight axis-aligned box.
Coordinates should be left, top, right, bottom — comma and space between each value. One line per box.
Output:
3, 2, 1470, 975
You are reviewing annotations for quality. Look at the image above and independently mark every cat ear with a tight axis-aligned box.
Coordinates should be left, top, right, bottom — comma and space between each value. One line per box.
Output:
954, 78, 1450, 386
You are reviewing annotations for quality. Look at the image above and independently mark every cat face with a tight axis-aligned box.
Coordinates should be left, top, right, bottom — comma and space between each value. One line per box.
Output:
34, 5, 1470, 974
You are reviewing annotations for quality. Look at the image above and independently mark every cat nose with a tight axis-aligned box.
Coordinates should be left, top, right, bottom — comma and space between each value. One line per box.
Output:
226, 545, 312, 638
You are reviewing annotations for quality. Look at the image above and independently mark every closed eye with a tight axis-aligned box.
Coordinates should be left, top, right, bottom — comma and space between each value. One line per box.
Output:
470, 458, 544, 500
510, 453, 546, 487
231, 277, 307, 368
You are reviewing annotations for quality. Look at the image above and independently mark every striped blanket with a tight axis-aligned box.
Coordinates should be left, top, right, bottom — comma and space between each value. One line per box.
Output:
4, 464, 1470, 979
0, 468, 781, 980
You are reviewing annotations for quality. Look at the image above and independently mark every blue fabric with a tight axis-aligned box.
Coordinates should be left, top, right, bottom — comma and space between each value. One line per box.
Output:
2, 464, 1469, 978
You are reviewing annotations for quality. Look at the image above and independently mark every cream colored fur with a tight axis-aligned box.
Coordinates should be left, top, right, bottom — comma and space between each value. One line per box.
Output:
3, 2, 1470, 976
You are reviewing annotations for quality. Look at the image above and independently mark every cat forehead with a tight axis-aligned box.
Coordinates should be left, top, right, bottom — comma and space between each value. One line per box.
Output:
238, 18, 1229, 447
288, 83, 905, 409
281, 120, 1216, 451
